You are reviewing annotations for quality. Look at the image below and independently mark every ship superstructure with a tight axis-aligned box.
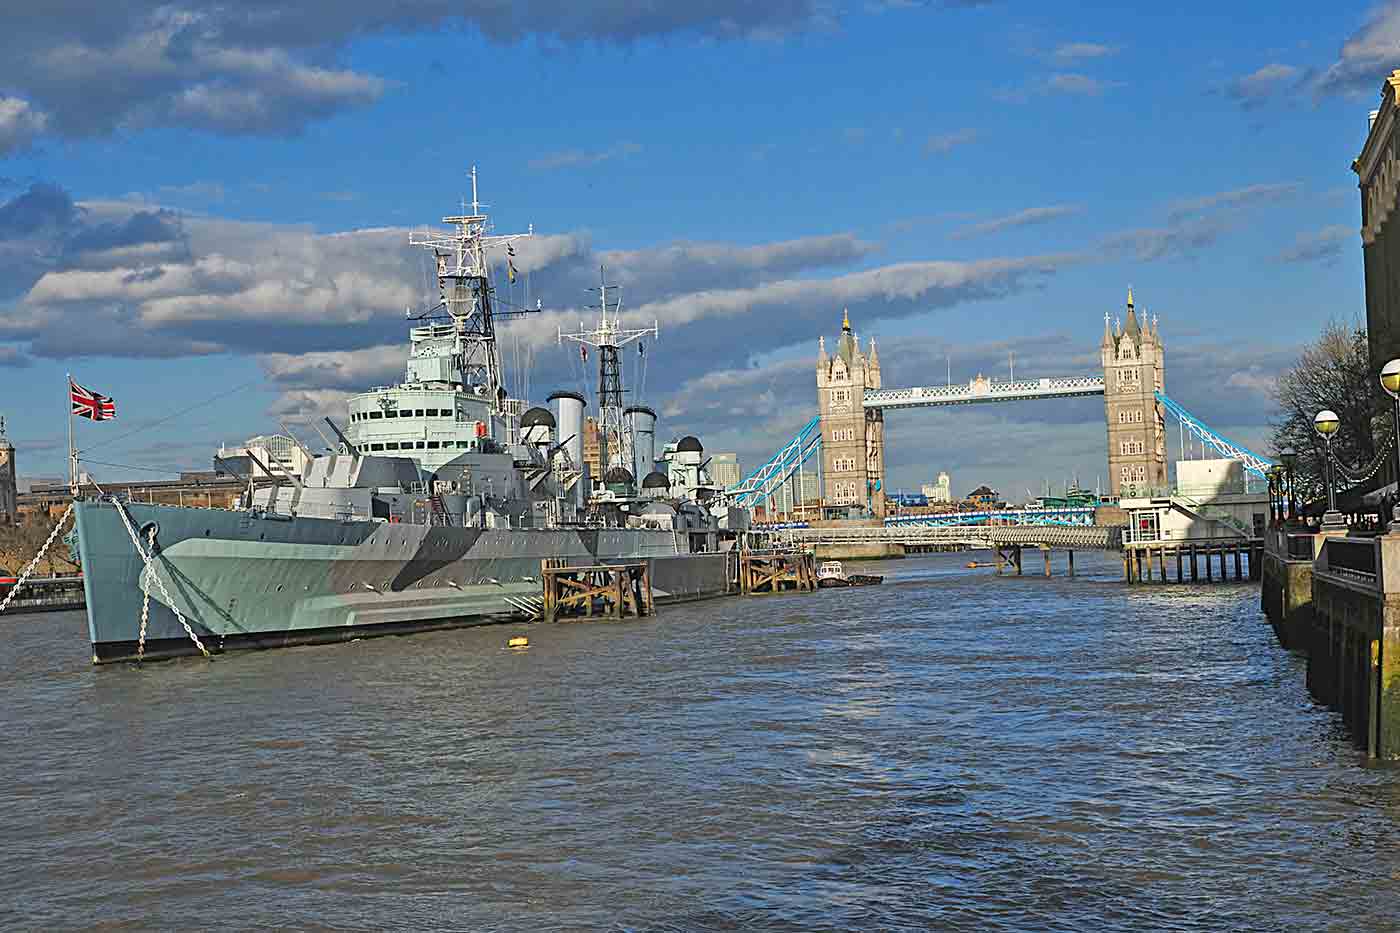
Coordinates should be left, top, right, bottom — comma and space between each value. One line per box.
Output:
345, 167, 536, 472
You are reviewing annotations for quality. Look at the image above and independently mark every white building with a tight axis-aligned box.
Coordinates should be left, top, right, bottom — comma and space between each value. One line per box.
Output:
921, 471, 953, 504
1120, 458, 1267, 543
216, 434, 312, 480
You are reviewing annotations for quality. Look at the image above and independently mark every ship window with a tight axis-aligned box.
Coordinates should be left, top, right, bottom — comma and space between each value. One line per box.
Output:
416, 441, 426, 449
369, 411, 382, 420
370, 443, 384, 451
426, 408, 440, 417
386, 442, 399, 450
415, 409, 425, 417
456, 441, 470, 449
427, 441, 441, 449
387, 409, 400, 417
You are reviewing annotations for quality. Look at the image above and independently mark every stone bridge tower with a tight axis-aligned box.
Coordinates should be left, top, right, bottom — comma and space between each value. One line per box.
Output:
818, 309, 885, 517
1102, 289, 1166, 498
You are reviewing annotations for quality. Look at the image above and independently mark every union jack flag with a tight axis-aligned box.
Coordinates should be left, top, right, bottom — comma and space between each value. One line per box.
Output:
70, 379, 116, 421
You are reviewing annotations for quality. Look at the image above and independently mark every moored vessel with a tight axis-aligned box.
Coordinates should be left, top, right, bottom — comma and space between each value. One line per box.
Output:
72, 173, 749, 663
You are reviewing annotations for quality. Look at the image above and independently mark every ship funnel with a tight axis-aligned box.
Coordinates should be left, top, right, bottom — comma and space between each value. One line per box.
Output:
624, 406, 656, 485
548, 390, 587, 506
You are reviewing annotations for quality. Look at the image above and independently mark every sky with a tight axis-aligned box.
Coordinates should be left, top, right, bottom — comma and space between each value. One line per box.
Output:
0, 0, 1394, 497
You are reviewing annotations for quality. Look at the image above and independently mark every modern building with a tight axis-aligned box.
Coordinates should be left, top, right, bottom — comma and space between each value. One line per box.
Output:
921, 471, 952, 504
1120, 458, 1268, 544
708, 452, 741, 488
816, 308, 885, 517
1102, 289, 1167, 497
1355, 71, 1400, 380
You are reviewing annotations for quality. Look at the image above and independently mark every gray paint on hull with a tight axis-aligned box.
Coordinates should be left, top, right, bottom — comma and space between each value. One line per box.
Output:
74, 501, 726, 662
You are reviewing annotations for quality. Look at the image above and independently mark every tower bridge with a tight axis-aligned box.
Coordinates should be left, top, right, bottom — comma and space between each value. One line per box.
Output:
728, 290, 1272, 519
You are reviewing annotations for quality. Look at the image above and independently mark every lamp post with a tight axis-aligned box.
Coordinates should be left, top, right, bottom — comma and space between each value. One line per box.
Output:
1314, 409, 1345, 531
1280, 450, 1298, 524
1267, 465, 1282, 526
1381, 359, 1400, 533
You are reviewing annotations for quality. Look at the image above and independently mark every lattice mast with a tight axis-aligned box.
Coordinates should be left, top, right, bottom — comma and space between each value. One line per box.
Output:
559, 269, 658, 480
408, 166, 535, 413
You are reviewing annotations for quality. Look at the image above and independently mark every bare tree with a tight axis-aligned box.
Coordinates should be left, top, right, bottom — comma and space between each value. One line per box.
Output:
1272, 319, 1388, 496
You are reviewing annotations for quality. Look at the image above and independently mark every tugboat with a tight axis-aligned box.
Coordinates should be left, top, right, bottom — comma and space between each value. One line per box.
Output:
816, 560, 883, 588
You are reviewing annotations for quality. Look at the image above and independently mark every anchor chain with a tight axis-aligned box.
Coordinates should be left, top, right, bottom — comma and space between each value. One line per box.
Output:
137, 525, 154, 661
111, 499, 210, 659
0, 502, 76, 616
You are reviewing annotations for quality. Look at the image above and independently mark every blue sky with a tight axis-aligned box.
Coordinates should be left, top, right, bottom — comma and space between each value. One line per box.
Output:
0, 0, 1393, 495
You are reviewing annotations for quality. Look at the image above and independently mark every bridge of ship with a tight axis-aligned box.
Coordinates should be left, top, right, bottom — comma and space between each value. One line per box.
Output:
728, 373, 1274, 522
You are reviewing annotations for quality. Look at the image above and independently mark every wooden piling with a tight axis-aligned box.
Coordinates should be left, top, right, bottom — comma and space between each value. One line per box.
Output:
1068, 550, 1075, 577
541, 560, 653, 623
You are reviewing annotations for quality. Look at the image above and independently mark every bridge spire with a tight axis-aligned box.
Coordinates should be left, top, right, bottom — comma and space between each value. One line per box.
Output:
1102, 311, 1112, 348
1124, 288, 1140, 340
841, 307, 851, 332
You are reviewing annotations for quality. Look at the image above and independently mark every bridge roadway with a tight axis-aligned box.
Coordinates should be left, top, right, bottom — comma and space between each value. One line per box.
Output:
863, 375, 1106, 411
776, 524, 1123, 551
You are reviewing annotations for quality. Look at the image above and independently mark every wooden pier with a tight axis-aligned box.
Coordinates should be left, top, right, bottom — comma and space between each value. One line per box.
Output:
1122, 539, 1261, 584
739, 550, 817, 594
993, 544, 1077, 577
540, 560, 654, 622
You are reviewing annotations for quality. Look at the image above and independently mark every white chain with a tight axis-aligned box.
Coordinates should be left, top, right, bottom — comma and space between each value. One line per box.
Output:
137, 525, 154, 661
111, 499, 210, 659
0, 502, 76, 616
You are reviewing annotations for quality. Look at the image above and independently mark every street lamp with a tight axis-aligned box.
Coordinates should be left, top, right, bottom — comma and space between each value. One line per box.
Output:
1314, 409, 1345, 530
1381, 358, 1400, 533
1280, 449, 1298, 523
1267, 464, 1283, 525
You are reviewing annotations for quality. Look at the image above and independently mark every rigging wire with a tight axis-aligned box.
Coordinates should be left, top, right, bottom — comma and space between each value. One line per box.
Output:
77, 456, 204, 476
80, 379, 262, 454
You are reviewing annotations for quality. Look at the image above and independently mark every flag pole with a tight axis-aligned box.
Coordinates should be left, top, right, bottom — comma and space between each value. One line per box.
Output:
67, 371, 75, 496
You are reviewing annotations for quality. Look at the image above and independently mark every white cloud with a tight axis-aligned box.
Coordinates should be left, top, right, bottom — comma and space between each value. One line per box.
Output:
950, 205, 1082, 240
1222, 63, 1300, 107
1051, 42, 1119, 63
1314, 2, 1400, 96
527, 142, 643, 171
1047, 73, 1121, 96
923, 128, 979, 156
0, 97, 49, 155
1274, 225, 1352, 264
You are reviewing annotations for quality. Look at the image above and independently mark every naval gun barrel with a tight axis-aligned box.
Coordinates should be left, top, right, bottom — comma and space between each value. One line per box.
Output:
324, 417, 359, 456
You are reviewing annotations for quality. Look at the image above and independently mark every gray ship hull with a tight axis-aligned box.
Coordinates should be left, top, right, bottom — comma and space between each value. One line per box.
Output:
73, 501, 734, 663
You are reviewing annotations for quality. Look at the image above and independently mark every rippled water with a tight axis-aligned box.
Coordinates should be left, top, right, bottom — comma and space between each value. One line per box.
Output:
3, 551, 1399, 931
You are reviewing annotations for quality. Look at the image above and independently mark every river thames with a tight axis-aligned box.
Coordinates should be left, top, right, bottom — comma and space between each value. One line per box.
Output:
3, 551, 1398, 931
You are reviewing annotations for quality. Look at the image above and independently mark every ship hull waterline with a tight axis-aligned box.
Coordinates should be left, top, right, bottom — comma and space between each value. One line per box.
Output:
74, 501, 734, 664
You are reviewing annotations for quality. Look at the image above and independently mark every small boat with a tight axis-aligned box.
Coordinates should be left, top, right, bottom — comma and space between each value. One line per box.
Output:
816, 560, 883, 588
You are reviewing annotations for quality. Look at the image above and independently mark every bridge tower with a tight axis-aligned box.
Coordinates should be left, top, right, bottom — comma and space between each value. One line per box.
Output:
817, 309, 886, 517
1102, 288, 1166, 497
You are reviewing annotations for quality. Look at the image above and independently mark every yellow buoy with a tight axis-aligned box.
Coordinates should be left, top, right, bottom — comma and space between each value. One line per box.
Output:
507, 636, 530, 649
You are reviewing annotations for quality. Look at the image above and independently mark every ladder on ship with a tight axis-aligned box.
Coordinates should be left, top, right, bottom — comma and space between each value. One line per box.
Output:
428, 493, 451, 526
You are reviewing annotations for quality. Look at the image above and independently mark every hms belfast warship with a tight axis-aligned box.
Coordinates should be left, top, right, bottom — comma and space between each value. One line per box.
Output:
71, 175, 746, 663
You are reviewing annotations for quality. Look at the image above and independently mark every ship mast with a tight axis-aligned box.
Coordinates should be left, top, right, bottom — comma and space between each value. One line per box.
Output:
559, 268, 658, 484
408, 166, 534, 413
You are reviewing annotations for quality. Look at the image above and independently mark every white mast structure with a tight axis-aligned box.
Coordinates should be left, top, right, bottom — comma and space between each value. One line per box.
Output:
408, 166, 534, 428
559, 269, 658, 487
